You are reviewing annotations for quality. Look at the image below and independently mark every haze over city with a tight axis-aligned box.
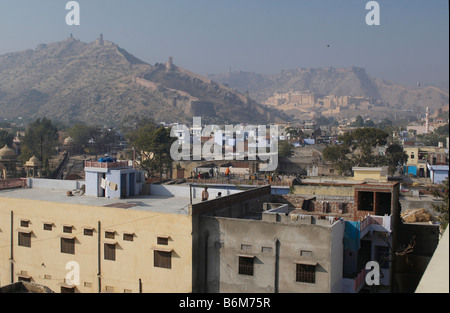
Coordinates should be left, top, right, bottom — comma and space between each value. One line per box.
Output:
0, 0, 448, 88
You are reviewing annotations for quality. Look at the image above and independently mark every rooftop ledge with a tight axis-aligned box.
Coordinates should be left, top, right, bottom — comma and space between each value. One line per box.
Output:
84, 160, 130, 169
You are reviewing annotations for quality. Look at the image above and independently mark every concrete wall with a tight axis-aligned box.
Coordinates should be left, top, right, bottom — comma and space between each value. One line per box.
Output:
150, 184, 243, 200
0, 197, 193, 293
292, 184, 355, 197
27, 178, 84, 191
197, 215, 344, 293
353, 169, 386, 182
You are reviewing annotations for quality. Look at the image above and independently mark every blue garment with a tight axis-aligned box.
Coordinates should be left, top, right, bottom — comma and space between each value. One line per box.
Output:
344, 221, 361, 252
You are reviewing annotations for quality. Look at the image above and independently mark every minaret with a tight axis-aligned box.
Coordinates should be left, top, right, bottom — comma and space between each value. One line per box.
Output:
425, 106, 430, 134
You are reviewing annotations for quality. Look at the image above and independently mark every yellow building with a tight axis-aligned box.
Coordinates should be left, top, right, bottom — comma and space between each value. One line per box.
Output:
403, 146, 447, 177
352, 167, 387, 182
0, 183, 197, 293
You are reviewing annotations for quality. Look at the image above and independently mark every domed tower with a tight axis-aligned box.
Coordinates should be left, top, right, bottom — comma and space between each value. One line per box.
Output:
25, 155, 42, 178
0, 144, 17, 179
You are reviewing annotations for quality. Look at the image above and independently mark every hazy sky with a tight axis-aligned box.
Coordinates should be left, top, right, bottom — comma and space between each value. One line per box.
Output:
0, 0, 448, 87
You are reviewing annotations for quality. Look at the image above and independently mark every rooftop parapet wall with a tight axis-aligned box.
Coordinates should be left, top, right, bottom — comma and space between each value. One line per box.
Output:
84, 160, 130, 169
189, 185, 271, 216
270, 194, 355, 216
262, 206, 342, 226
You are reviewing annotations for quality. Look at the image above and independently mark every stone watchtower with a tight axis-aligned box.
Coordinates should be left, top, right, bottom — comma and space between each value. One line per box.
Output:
96, 34, 104, 46
166, 56, 174, 71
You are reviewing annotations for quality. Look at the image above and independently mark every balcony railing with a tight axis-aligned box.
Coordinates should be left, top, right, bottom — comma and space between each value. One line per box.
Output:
84, 160, 129, 169
342, 268, 367, 293
0, 178, 27, 190
360, 214, 392, 238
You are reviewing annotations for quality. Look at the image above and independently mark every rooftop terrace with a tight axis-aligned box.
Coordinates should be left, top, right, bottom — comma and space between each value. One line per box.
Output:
0, 183, 200, 215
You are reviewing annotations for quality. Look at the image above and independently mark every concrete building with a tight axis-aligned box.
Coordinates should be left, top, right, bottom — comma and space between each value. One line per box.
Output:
199, 209, 345, 293
190, 173, 401, 293
0, 159, 269, 293
283, 177, 401, 292
0, 182, 199, 293
193, 187, 345, 293
1, 158, 408, 293
403, 146, 448, 178
84, 160, 145, 199
427, 164, 449, 185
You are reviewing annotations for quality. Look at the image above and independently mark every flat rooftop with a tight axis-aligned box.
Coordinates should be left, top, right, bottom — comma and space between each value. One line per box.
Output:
0, 187, 200, 215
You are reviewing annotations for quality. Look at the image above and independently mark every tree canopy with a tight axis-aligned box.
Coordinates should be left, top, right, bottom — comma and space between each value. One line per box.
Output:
323, 127, 390, 175
433, 178, 449, 231
126, 122, 176, 178
0, 130, 14, 147
19, 118, 59, 173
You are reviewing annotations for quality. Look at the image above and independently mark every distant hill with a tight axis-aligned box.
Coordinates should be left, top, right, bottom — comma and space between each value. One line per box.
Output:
0, 36, 285, 126
209, 67, 449, 121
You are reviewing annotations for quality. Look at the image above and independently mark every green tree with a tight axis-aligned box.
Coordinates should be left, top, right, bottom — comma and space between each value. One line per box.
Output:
322, 144, 353, 175
435, 123, 449, 136
354, 115, 364, 127
67, 123, 99, 154
278, 140, 294, 158
126, 122, 176, 178
0, 130, 14, 147
20, 118, 59, 174
323, 128, 389, 175
432, 178, 449, 230
385, 143, 408, 176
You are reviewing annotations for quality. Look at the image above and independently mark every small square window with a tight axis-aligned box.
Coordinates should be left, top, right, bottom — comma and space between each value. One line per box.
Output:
157, 237, 169, 245
300, 250, 313, 257
20, 220, 29, 228
262, 247, 272, 253
123, 233, 134, 242
43, 223, 53, 231
84, 228, 94, 236
63, 226, 73, 233
105, 231, 115, 239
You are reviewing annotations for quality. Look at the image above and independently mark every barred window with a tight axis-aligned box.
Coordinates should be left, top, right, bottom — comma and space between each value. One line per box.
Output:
238, 257, 254, 276
61, 238, 75, 254
296, 264, 316, 283
154, 250, 171, 269
104, 243, 116, 261
18, 232, 31, 248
